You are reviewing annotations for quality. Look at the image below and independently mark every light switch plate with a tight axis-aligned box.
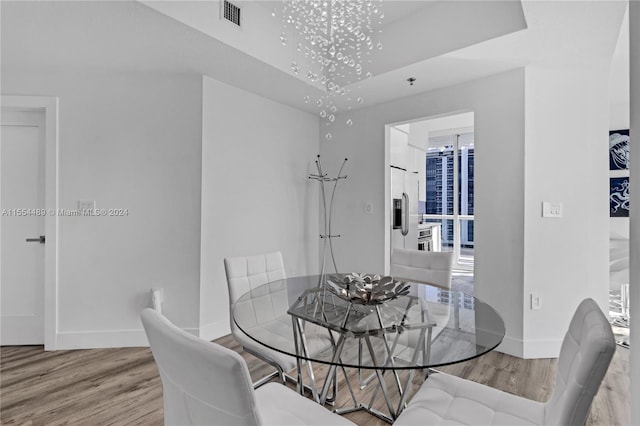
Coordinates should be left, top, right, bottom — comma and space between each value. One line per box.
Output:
531, 293, 542, 310
542, 201, 563, 218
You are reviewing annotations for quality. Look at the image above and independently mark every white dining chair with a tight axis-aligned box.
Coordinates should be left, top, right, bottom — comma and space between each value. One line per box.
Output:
224, 251, 295, 387
224, 251, 331, 391
352, 249, 455, 389
390, 248, 454, 289
394, 298, 616, 426
389, 249, 455, 361
141, 308, 355, 426
390, 248, 455, 328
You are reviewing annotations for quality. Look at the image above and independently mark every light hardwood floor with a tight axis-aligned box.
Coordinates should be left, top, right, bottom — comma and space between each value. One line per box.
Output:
0, 335, 629, 425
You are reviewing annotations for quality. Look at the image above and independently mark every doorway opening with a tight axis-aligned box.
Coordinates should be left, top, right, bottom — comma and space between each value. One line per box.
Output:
385, 111, 474, 272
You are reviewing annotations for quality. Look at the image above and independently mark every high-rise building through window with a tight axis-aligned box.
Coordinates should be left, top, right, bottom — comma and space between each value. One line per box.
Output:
425, 138, 474, 248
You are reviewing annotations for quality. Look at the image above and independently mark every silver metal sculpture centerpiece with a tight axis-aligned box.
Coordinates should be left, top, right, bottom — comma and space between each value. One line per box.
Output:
326, 273, 410, 305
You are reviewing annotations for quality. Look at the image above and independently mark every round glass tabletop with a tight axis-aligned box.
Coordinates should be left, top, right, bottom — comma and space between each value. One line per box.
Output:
232, 274, 505, 370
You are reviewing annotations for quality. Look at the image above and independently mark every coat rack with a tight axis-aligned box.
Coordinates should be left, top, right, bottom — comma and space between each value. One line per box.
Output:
309, 155, 347, 285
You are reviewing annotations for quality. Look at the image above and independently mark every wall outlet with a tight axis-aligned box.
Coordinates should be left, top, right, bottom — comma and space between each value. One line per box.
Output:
291, 267, 296, 277
530, 293, 541, 310
151, 288, 163, 313
365, 202, 373, 214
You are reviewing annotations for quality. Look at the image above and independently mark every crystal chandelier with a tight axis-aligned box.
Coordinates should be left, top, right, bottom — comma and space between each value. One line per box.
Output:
276, 0, 384, 141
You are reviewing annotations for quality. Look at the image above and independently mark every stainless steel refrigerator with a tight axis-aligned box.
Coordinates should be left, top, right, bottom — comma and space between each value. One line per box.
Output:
391, 166, 419, 250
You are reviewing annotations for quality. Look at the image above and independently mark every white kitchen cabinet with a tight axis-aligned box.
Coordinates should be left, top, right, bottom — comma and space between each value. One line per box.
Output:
391, 127, 426, 201
390, 127, 410, 170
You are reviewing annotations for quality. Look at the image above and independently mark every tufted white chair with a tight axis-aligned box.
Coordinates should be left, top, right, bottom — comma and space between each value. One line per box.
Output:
224, 252, 295, 386
390, 248, 454, 289
141, 308, 354, 426
349, 249, 455, 389
394, 298, 616, 426
225, 251, 331, 389
390, 249, 455, 352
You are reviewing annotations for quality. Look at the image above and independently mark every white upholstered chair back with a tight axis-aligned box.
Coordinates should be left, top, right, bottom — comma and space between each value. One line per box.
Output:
224, 252, 287, 334
141, 308, 262, 426
393, 298, 615, 426
544, 298, 615, 426
390, 248, 454, 289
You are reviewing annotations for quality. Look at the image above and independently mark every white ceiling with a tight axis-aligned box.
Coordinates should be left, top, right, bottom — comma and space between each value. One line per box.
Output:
142, 0, 529, 110
1, 1, 628, 115
141, 0, 628, 113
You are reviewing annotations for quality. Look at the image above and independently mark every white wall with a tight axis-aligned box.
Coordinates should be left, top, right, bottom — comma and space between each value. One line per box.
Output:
199, 76, 320, 339
522, 66, 611, 357
1, 69, 203, 348
320, 69, 527, 355
628, 2, 639, 424
142, 1, 296, 85
1, 0, 320, 348
610, 103, 631, 131
322, 64, 611, 358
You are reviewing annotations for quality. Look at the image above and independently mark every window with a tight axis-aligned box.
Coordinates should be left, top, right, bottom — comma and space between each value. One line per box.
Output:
425, 132, 474, 268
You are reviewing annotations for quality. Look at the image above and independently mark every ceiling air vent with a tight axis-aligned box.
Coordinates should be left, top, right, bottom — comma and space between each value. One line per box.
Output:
222, 0, 241, 27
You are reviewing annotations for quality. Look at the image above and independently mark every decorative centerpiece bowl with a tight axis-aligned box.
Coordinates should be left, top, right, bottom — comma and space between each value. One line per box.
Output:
326, 273, 410, 305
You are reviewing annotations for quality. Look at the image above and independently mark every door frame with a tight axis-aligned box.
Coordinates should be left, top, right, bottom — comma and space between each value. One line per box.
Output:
2, 95, 59, 350
385, 111, 475, 273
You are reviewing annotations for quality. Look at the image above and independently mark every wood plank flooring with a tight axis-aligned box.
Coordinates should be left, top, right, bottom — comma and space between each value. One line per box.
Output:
1, 335, 629, 425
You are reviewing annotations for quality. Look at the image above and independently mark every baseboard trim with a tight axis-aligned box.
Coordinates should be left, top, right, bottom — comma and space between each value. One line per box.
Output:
198, 320, 230, 342
55, 327, 199, 350
522, 338, 563, 359
496, 334, 523, 358
496, 335, 562, 359
1, 315, 44, 345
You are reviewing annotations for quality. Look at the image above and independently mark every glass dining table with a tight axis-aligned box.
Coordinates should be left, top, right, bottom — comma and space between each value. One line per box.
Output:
232, 273, 505, 423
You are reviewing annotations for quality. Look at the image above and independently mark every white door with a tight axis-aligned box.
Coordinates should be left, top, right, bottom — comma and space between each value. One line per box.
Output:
1, 109, 46, 345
